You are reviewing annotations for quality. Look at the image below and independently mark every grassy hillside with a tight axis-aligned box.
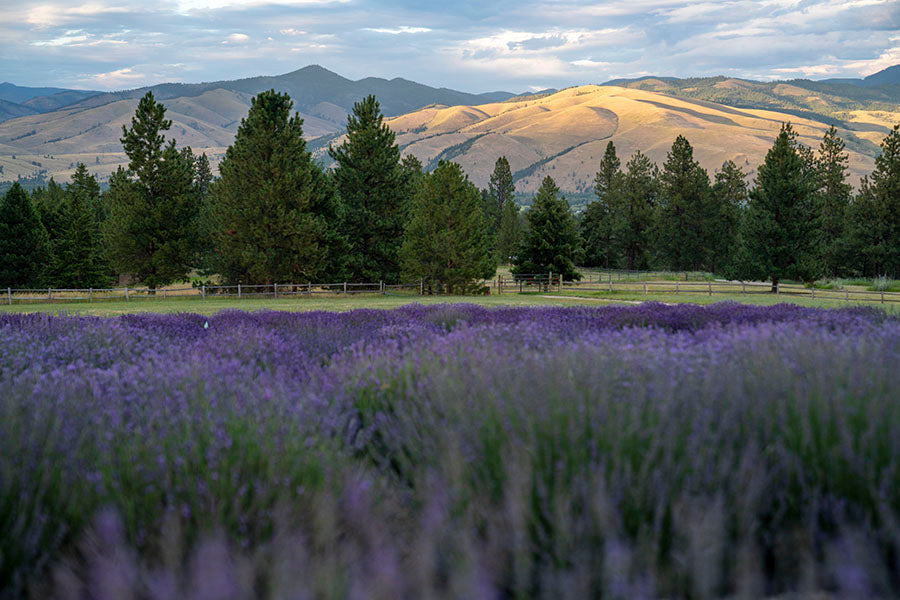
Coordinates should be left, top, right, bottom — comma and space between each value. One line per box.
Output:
0, 65, 516, 184
368, 85, 894, 194
2, 68, 899, 191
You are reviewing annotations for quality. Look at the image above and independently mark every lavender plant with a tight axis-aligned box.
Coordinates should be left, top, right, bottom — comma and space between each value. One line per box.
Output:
1, 303, 898, 598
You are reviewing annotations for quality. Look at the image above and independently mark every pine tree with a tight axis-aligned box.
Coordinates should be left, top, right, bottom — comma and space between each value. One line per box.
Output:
620, 151, 658, 271
513, 176, 582, 281
814, 127, 851, 276
582, 141, 624, 269
31, 178, 67, 245
496, 199, 523, 264
741, 123, 822, 288
709, 160, 747, 275
46, 188, 108, 288
69, 162, 105, 226
105, 91, 200, 290
846, 125, 900, 277
655, 136, 712, 271
0, 183, 49, 288
401, 161, 494, 294
485, 156, 515, 242
211, 89, 345, 284
329, 95, 407, 283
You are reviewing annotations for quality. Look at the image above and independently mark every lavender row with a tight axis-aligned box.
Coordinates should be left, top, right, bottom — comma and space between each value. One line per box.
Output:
1, 303, 899, 598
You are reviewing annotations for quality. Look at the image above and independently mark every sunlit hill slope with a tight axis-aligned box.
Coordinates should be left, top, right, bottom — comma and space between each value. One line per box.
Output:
378, 85, 896, 194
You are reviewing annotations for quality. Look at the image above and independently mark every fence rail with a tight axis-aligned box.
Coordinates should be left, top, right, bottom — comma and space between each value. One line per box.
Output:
3, 280, 425, 306
494, 276, 900, 304
5, 275, 899, 307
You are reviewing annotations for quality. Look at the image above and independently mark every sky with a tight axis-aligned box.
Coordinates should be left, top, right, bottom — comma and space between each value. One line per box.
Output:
1, 0, 898, 93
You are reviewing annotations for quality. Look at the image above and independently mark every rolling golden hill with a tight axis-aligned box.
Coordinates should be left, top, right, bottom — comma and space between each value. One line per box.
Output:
382, 85, 898, 193
1, 81, 897, 193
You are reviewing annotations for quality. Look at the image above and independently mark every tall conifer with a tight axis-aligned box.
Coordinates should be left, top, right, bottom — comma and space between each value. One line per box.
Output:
401, 161, 494, 294
655, 136, 712, 271
620, 151, 658, 271
0, 183, 49, 288
105, 91, 200, 290
330, 95, 407, 283
211, 90, 345, 284
513, 176, 582, 280
741, 123, 821, 288
846, 125, 900, 277
582, 141, 624, 269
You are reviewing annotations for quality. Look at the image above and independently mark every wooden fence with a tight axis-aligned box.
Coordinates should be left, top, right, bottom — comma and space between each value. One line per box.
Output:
5, 275, 899, 306
3, 281, 424, 306
495, 276, 900, 304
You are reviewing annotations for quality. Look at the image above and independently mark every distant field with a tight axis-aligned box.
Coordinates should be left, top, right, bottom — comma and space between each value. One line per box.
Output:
0, 292, 615, 316
3, 288, 897, 316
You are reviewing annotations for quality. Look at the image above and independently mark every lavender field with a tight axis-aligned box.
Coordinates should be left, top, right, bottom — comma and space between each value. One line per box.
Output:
2, 303, 899, 599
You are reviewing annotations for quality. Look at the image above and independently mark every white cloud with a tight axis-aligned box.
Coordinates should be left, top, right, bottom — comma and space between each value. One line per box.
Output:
571, 59, 611, 68
224, 32, 250, 43
280, 28, 308, 36
363, 26, 433, 34
26, 2, 136, 27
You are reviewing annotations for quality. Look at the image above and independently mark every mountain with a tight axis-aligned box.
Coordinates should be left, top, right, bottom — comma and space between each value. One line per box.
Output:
861, 64, 900, 86
0, 83, 101, 122
363, 84, 894, 197
0, 99, 37, 122
0, 65, 516, 184
601, 68, 900, 123
1, 66, 897, 193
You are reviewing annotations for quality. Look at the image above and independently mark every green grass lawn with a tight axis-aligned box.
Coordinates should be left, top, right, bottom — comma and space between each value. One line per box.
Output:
550, 289, 900, 312
0, 292, 627, 316
4, 288, 898, 317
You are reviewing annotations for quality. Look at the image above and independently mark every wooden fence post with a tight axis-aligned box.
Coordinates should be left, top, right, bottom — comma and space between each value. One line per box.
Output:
343, 282, 347, 296
548, 272, 552, 293
845, 289, 849, 302
202, 285, 206, 300
708, 282, 712, 296
308, 281, 312, 296
643, 282, 647, 296
125, 287, 129, 301
609, 279, 613, 292
775, 283, 779, 295
7, 287, 11, 305
380, 281, 384, 295
742, 282, 745, 294
238, 284, 241, 299
881, 291, 884, 304
48, 288, 52, 301
163, 287, 167, 300
89, 288, 93, 303
420, 279, 424, 296
274, 283, 278, 299
675, 281, 679, 294
811, 287, 815, 299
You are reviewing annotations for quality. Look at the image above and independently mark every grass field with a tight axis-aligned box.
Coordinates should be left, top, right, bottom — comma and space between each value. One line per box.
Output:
0, 293, 619, 316
3, 288, 899, 316
551, 289, 900, 312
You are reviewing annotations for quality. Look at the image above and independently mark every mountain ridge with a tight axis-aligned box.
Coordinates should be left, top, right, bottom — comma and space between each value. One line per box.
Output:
0, 66, 898, 194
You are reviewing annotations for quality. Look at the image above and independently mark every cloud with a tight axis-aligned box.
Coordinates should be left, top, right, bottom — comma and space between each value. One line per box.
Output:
224, 32, 250, 43
2, 0, 898, 93
363, 26, 432, 34
86, 66, 148, 86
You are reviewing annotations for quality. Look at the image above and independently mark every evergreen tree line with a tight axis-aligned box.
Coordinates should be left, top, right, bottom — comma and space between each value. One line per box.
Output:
579, 124, 900, 285
1, 88, 898, 292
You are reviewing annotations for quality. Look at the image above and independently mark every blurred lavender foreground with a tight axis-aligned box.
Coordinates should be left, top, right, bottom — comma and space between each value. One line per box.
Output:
1, 303, 899, 599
